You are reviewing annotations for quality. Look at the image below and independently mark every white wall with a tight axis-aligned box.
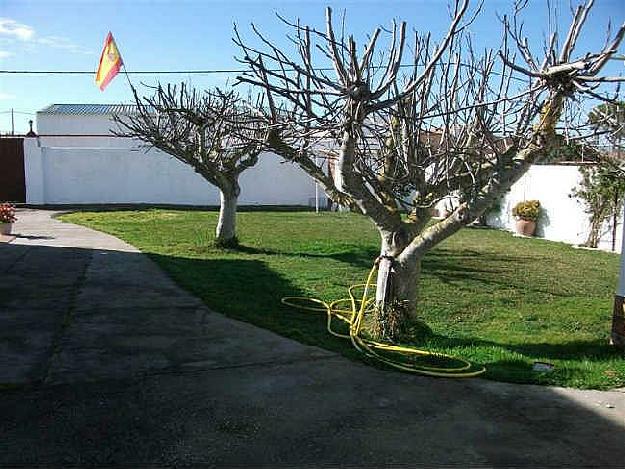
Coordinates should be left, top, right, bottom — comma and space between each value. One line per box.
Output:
24, 138, 321, 206
37, 113, 115, 135
487, 165, 623, 252
40, 146, 219, 205
239, 154, 320, 206
37, 113, 132, 148
29, 112, 323, 207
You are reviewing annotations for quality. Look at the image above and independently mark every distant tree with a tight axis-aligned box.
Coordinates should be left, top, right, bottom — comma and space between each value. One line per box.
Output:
572, 163, 625, 248
589, 101, 625, 142
542, 137, 600, 163
235, 1, 625, 339
588, 101, 625, 174
117, 84, 267, 247
572, 102, 625, 248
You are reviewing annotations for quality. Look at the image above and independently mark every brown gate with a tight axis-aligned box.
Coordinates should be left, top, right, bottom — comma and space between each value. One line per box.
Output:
0, 138, 26, 202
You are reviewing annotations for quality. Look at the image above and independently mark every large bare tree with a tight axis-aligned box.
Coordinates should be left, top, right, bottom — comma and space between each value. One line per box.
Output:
117, 84, 267, 247
235, 1, 624, 338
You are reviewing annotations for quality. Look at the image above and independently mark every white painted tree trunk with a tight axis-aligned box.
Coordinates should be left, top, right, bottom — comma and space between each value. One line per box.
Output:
375, 258, 422, 312
215, 189, 238, 246
373, 230, 422, 339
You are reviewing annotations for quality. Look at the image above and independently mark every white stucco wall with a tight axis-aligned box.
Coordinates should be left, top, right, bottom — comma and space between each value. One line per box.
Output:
23, 138, 45, 204
486, 165, 623, 252
39, 146, 219, 205
28, 111, 323, 207
36, 113, 132, 148
239, 154, 319, 206
37, 113, 115, 135
25, 139, 321, 206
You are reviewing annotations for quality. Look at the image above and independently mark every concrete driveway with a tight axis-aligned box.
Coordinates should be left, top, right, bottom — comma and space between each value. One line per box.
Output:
1, 209, 623, 466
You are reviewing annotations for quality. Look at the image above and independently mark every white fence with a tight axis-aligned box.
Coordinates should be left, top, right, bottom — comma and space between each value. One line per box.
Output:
487, 165, 623, 252
23, 137, 323, 207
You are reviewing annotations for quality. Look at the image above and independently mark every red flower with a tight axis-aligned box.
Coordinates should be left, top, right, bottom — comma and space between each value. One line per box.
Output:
0, 203, 17, 223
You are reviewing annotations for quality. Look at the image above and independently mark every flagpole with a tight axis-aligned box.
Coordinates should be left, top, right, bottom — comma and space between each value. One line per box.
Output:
122, 64, 135, 92
115, 36, 134, 91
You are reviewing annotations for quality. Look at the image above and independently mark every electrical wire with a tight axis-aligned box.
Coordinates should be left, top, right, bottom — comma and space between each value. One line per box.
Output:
0, 110, 36, 115
0, 69, 256, 75
0, 62, 528, 82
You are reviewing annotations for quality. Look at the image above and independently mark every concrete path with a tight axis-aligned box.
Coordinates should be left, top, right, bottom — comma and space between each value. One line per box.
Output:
1, 210, 623, 466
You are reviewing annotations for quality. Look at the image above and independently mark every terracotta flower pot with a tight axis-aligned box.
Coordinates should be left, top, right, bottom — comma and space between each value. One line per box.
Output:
515, 219, 536, 237
0, 223, 13, 235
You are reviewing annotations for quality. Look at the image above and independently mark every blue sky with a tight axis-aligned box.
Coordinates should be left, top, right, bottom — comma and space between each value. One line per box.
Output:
0, 0, 623, 133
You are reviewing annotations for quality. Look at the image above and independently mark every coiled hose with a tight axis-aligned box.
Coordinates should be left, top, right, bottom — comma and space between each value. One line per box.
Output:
281, 262, 486, 378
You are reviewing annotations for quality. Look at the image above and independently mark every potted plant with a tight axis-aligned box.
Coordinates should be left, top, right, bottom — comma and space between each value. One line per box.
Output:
0, 203, 17, 235
512, 200, 540, 236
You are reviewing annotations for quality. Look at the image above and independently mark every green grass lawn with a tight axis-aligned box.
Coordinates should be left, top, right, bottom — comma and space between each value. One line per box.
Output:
61, 209, 624, 389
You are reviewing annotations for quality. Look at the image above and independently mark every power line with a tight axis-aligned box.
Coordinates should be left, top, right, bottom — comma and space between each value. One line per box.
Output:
0, 69, 249, 75
0, 110, 35, 115
0, 64, 531, 86
0, 62, 523, 78
1, 55, 622, 78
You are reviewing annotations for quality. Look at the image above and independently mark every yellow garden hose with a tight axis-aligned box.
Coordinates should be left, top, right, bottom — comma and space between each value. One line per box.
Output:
281, 263, 486, 378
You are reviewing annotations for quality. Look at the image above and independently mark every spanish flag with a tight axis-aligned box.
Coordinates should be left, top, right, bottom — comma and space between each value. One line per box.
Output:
95, 32, 123, 91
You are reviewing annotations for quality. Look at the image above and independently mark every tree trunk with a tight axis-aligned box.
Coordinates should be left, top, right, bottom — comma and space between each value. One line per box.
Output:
585, 201, 609, 248
215, 186, 239, 247
585, 216, 602, 248
372, 229, 422, 340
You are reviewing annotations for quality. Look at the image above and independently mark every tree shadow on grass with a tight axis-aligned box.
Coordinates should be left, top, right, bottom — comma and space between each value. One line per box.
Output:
407, 331, 624, 387
234, 243, 584, 299
507, 340, 623, 361
416, 331, 623, 388
146, 253, 357, 358
422, 332, 622, 362
423, 248, 562, 293
233, 243, 379, 268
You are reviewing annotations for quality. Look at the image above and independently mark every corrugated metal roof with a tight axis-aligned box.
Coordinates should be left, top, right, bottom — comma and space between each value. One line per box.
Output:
38, 104, 149, 115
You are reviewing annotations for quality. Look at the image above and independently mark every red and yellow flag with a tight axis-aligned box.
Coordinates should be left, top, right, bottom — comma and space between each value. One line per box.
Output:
95, 32, 123, 91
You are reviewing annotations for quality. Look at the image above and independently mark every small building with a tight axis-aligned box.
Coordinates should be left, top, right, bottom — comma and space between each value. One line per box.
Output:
24, 104, 326, 207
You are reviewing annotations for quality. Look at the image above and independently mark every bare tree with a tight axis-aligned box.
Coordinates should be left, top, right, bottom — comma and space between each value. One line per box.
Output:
116, 84, 267, 247
235, 1, 624, 338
